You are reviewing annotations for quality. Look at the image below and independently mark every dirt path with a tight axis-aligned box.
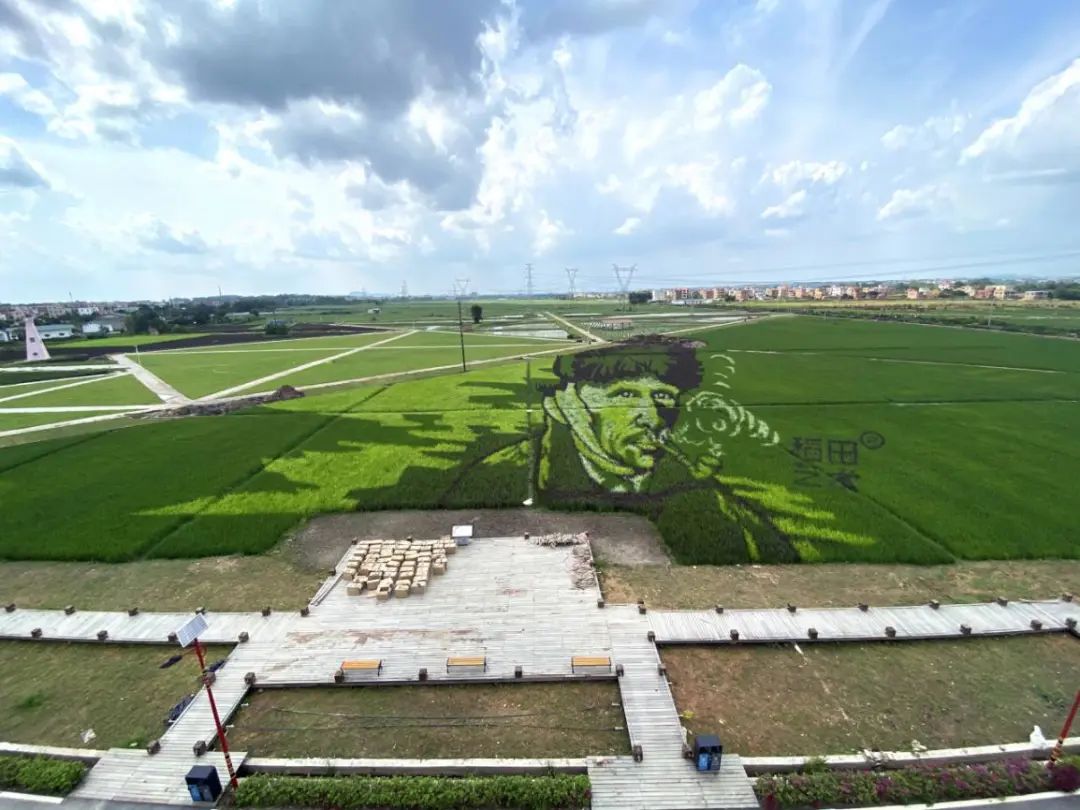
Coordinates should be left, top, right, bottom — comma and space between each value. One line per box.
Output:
289, 508, 669, 570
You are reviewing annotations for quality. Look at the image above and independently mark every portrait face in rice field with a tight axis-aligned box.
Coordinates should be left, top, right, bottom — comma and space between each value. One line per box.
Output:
540, 338, 709, 495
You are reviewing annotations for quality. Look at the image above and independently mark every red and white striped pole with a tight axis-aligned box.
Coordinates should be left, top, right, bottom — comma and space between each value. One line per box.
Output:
1049, 689, 1080, 767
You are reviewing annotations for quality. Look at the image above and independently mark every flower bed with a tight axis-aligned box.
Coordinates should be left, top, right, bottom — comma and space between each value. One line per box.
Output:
233, 773, 591, 809
756, 757, 1080, 808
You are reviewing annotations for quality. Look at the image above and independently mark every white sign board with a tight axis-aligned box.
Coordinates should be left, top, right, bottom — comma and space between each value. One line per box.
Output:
451, 524, 474, 538
175, 613, 208, 648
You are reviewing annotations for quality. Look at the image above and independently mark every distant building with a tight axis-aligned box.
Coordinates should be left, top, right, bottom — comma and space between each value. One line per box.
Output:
76, 306, 98, 317
1022, 290, 1050, 300
38, 324, 74, 339
906, 288, 924, 300
83, 322, 115, 335
0, 329, 11, 342
991, 285, 1010, 300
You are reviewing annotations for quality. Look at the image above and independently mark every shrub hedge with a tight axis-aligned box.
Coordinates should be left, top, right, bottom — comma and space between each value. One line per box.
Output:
233, 773, 591, 809
0, 754, 87, 795
755, 757, 1080, 808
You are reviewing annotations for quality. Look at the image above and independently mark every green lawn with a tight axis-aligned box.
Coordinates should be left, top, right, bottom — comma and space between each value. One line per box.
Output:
274, 342, 562, 389
137, 347, 350, 398
0, 412, 111, 433
2, 374, 159, 407
665, 635, 1080, 755
0, 412, 335, 560
0, 641, 231, 749
1, 318, 1078, 566
171, 331, 396, 353
50, 333, 210, 348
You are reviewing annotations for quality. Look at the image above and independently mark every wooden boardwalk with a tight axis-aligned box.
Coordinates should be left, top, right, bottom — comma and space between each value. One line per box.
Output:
590, 606, 760, 810
648, 599, 1078, 645
6, 535, 1078, 808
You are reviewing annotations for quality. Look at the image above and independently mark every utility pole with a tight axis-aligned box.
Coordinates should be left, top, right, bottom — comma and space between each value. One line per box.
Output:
613, 263, 636, 310
453, 278, 469, 373
525, 263, 534, 299
565, 267, 578, 299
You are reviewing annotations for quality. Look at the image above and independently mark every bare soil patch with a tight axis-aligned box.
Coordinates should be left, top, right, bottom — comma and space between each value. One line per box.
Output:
229, 682, 629, 759
663, 635, 1080, 756
289, 508, 668, 570
600, 559, 1080, 609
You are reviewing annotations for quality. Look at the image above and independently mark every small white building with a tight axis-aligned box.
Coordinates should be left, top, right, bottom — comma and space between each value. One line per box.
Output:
83, 322, 115, 335
38, 324, 74, 340
0, 329, 11, 342
76, 306, 98, 317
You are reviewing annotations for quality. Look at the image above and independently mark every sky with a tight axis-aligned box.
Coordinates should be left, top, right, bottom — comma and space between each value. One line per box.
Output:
1, 0, 1080, 302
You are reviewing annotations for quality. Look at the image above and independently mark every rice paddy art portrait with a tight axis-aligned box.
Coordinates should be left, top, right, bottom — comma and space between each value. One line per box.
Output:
536, 336, 877, 564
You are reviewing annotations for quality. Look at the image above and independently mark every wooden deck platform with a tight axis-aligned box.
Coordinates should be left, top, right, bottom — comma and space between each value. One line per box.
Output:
647, 599, 1078, 645
5, 535, 1077, 809
590, 606, 759, 809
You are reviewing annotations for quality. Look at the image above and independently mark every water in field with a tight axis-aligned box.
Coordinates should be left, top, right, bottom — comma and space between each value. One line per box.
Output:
487, 326, 569, 339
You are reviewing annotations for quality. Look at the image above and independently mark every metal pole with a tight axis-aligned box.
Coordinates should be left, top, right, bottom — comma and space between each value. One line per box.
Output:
457, 297, 467, 373
1049, 689, 1080, 766
193, 638, 238, 789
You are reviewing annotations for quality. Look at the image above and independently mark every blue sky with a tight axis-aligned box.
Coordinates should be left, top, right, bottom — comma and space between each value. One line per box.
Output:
1, 0, 1079, 301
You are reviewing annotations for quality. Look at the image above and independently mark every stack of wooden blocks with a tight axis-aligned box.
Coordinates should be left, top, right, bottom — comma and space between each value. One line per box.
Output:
343, 538, 457, 600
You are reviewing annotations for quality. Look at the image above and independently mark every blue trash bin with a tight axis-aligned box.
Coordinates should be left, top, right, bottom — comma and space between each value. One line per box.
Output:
185, 764, 222, 802
692, 734, 723, 773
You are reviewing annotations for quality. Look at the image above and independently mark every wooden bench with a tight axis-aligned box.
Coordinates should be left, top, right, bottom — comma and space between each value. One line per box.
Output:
446, 655, 487, 673
337, 659, 383, 682
571, 655, 612, 674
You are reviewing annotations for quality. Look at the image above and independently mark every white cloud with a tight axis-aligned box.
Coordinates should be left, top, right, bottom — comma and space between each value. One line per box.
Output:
881, 114, 966, 152
761, 189, 807, 221
132, 216, 209, 254
0, 73, 58, 118
0, 138, 50, 189
614, 216, 641, 235
533, 210, 569, 253
765, 160, 849, 189
876, 185, 949, 222
961, 57, 1080, 164
692, 64, 771, 130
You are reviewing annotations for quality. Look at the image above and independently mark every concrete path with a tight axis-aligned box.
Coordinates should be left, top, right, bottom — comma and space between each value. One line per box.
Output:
199, 330, 417, 400
0, 365, 116, 372
0, 409, 163, 440
0, 405, 154, 413
109, 355, 190, 405
544, 311, 608, 343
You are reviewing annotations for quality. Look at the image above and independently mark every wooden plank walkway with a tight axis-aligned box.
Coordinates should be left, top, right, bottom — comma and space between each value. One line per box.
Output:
7, 535, 1077, 809
589, 606, 759, 810
0, 608, 294, 644
647, 599, 1078, 645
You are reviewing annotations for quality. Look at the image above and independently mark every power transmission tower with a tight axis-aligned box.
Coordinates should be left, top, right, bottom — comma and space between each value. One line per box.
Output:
453, 277, 470, 373
400, 280, 408, 299
565, 267, 578, 299
525, 263, 534, 299
613, 263, 637, 309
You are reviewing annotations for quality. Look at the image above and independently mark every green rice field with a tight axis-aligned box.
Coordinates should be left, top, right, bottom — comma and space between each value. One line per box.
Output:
0, 315, 1076, 565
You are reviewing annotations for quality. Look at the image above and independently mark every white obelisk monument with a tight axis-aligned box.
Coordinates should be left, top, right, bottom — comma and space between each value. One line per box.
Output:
24, 317, 50, 362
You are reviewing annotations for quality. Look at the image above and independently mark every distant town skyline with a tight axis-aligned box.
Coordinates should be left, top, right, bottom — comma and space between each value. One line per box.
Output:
2, 1, 1080, 300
